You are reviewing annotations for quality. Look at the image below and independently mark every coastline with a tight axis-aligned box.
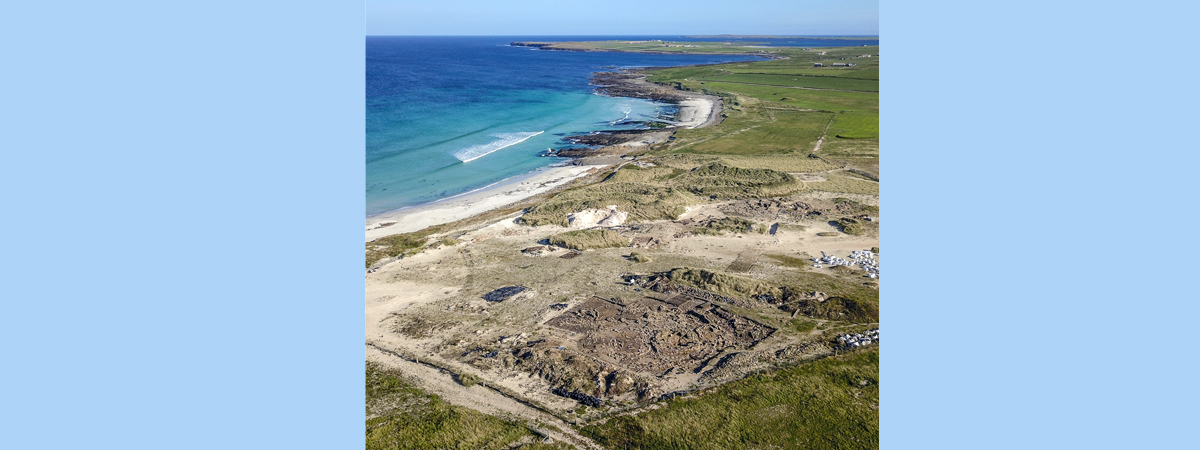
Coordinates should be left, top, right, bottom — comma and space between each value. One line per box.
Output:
509, 41, 789, 60
366, 70, 719, 242
365, 163, 605, 241
591, 71, 724, 128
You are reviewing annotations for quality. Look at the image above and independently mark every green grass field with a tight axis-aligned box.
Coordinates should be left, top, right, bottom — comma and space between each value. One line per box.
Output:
670, 109, 833, 155
366, 365, 550, 450
581, 348, 879, 450
637, 45, 879, 176
688, 73, 878, 92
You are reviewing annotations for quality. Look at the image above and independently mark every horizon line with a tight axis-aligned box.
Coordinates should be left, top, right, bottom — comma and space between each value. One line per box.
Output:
365, 34, 880, 37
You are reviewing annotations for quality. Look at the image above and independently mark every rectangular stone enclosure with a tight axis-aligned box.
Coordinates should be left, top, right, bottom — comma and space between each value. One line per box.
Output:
545, 295, 775, 374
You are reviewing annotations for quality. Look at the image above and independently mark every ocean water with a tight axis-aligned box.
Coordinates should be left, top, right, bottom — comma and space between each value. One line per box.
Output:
366, 36, 771, 216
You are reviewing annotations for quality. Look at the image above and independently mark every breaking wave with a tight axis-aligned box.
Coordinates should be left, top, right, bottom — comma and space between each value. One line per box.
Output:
452, 131, 544, 163
609, 103, 632, 125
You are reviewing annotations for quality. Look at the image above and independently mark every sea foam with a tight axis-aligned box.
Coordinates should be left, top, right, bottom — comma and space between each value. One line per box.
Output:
609, 103, 632, 125
453, 131, 545, 163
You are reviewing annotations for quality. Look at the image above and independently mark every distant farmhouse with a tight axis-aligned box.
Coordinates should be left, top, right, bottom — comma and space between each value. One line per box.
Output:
814, 63, 823, 67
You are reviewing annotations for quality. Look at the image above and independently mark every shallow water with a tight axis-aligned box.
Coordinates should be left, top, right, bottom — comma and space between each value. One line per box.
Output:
366, 36, 767, 216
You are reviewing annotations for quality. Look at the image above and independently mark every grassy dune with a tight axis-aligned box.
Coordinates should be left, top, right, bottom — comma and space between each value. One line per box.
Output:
521, 163, 803, 226
521, 183, 693, 227
548, 229, 630, 250
669, 267, 879, 322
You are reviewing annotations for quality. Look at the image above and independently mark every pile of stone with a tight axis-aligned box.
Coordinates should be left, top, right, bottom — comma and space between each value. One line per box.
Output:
836, 328, 879, 349
521, 246, 552, 257
812, 250, 880, 279
658, 390, 688, 402
551, 387, 603, 407
482, 286, 528, 302
629, 236, 665, 249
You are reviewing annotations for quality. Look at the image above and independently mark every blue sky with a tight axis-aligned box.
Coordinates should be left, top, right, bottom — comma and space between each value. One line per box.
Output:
366, 0, 878, 36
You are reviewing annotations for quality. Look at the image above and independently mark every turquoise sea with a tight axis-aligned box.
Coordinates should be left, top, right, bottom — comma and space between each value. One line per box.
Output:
364, 36, 786, 216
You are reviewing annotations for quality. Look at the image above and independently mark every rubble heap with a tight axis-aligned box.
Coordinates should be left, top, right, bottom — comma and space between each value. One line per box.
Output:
836, 328, 880, 350
812, 250, 880, 279
482, 286, 528, 302
552, 387, 604, 407
627, 274, 757, 308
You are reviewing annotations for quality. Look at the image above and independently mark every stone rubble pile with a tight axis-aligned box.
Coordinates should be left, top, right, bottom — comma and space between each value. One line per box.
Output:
658, 390, 688, 402
551, 387, 604, 407
836, 328, 880, 349
812, 250, 880, 279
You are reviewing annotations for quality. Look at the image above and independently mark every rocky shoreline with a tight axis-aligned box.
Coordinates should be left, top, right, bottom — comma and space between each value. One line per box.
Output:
537, 70, 724, 161
590, 71, 700, 103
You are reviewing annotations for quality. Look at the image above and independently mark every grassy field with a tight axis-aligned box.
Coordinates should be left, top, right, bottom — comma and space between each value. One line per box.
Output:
670, 109, 832, 156
581, 348, 879, 450
636, 45, 879, 176
538, 40, 782, 55
687, 73, 877, 92
366, 365, 560, 450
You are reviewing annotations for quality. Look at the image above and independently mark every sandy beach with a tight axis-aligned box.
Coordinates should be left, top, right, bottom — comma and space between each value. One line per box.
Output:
675, 97, 720, 128
365, 92, 716, 242
365, 163, 604, 241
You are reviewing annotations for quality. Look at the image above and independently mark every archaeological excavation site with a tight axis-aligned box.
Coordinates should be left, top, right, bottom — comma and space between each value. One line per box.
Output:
366, 191, 880, 428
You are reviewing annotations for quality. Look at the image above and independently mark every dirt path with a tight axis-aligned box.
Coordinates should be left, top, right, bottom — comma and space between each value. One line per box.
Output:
813, 114, 835, 153
367, 344, 604, 450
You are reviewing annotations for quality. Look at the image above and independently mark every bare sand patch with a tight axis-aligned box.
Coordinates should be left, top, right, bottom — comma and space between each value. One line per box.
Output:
366, 164, 605, 241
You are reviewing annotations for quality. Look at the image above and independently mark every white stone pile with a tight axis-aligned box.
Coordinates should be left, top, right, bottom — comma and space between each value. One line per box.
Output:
837, 328, 879, 348
811, 250, 879, 279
